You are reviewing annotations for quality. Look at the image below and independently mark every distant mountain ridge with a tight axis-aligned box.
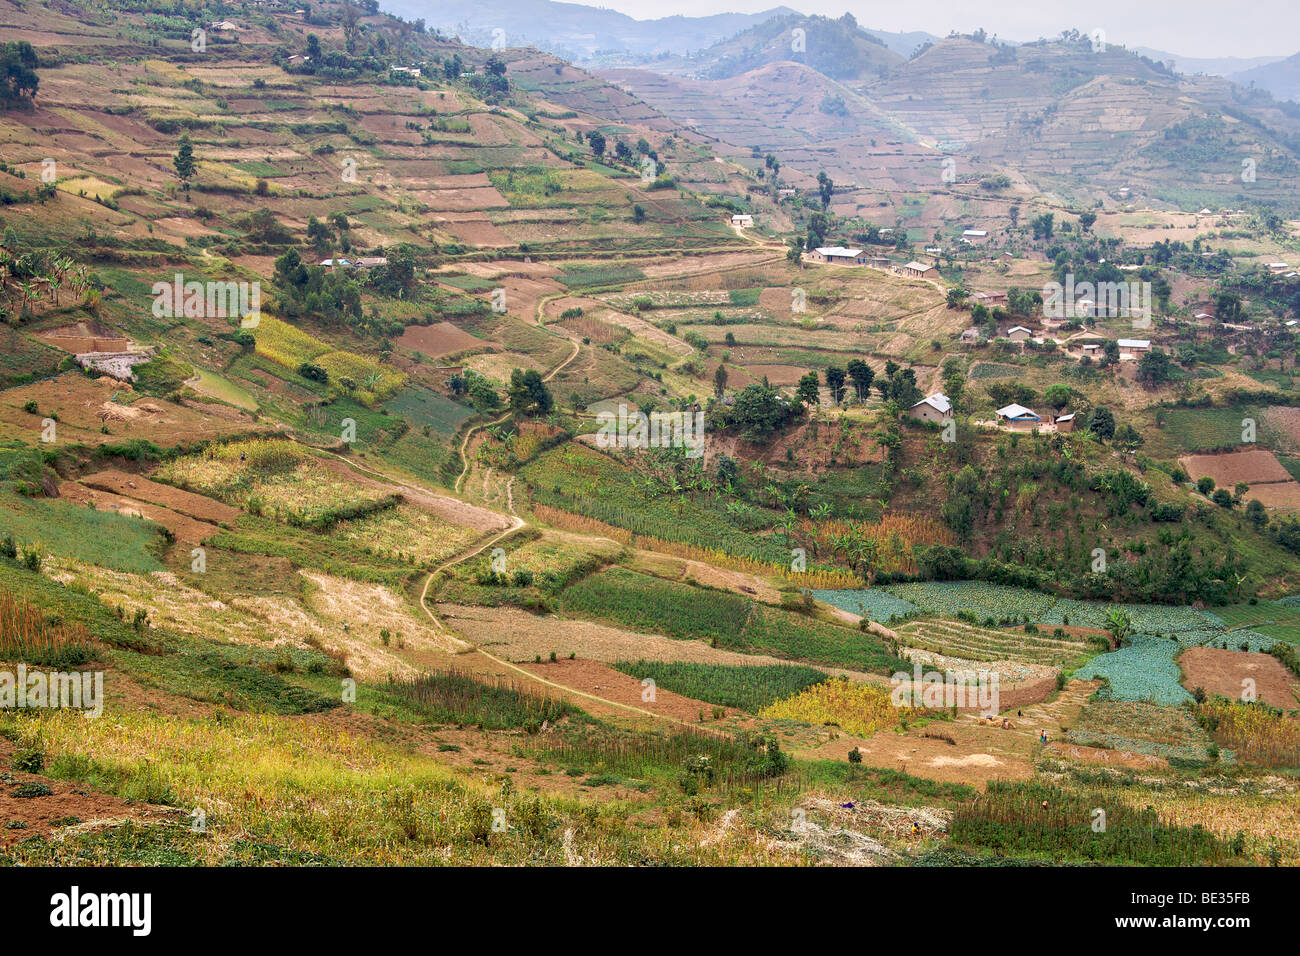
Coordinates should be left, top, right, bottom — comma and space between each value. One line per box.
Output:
1131, 47, 1289, 78
635, 13, 904, 81
1230, 52, 1300, 103
380, 0, 799, 60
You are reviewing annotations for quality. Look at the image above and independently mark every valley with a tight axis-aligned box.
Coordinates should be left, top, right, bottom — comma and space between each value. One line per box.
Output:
0, 0, 1297, 876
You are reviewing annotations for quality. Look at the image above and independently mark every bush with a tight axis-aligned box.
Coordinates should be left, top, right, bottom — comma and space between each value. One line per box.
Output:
13, 746, 44, 773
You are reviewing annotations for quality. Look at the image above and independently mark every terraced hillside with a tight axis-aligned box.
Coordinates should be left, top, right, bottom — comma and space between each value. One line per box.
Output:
597, 32, 1300, 214
897, 618, 1095, 668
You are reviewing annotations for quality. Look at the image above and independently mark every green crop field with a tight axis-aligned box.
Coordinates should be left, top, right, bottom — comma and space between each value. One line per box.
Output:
557, 263, 646, 290
612, 660, 827, 712
0, 330, 64, 389
561, 567, 750, 642
387, 384, 476, 435
0, 491, 166, 574
561, 567, 905, 672
1159, 406, 1260, 453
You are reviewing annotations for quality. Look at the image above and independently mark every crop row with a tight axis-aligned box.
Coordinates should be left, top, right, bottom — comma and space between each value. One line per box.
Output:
611, 660, 827, 713
561, 568, 905, 673
897, 620, 1089, 666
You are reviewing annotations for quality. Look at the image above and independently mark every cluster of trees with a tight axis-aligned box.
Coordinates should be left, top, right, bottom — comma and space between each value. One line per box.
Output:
446, 368, 553, 417
449, 369, 502, 412
794, 360, 920, 410
507, 369, 553, 416
709, 380, 800, 441
272, 248, 363, 326
587, 132, 664, 180
926, 450, 1251, 604
0, 42, 39, 109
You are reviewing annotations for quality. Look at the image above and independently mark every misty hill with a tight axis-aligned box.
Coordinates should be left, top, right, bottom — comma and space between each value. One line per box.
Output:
1132, 47, 1290, 78
1231, 52, 1300, 103
380, 0, 798, 61
643, 13, 904, 81
589, 32, 1300, 212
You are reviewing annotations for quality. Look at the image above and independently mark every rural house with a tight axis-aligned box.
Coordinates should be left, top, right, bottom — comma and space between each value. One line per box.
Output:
901, 261, 936, 279
909, 392, 952, 424
1054, 412, 1076, 433
995, 403, 1042, 429
1117, 338, 1150, 358
730, 214, 754, 228
1005, 325, 1033, 342
811, 247, 866, 265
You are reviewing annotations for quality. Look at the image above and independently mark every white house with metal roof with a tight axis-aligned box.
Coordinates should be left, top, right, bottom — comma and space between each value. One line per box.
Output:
908, 392, 952, 424
810, 246, 865, 264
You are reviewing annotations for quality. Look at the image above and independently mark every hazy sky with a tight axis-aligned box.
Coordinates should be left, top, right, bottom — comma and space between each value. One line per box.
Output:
579, 0, 1297, 59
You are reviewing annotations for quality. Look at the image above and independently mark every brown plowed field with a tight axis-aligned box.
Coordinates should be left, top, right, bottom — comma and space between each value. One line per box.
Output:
1243, 481, 1300, 509
59, 481, 220, 544
396, 321, 487, 359
1179, 449, 1292, 486
1179, 647, 1300, 708
81, 469, 239, 523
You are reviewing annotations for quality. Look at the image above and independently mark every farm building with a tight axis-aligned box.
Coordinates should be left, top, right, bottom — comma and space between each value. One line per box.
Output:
970, 290, 1007, 307
1005, 326, 1033, 342
1267, 262, 1290, 274
868, 255, 893, 269
730, 214, 754, 228
208, 19, 239, 30
1117, 338, 1150, 358
37, 323, 130, 354
1067, 331, 1106, 345
901, 261, 937, 279
811, 247, 866, 265
995, 403, 1042, 429
354, 257, 389, 268
1054, 412, 1076, 432
908, 392, 952, 424
962, 229, 989, 240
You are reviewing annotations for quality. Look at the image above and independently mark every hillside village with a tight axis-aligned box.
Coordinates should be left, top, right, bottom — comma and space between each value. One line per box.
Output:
0, 0, 1297, 877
